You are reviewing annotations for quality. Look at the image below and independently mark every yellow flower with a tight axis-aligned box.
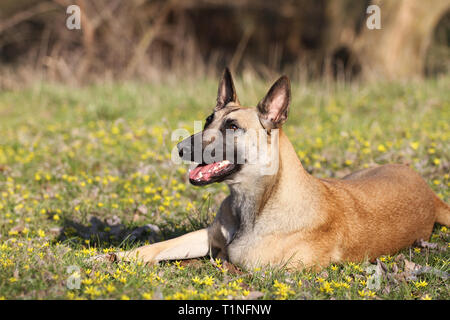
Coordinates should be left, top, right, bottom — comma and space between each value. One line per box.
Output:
53, 214, 60, 221
358, 290, 376, 298
185, 202, 194, 211
121, 295, 130, 300
167, 292, 188, 300
111, 126, 120, 135
320, 281, 334, 294
142, 292, 152, 300
421, 294, 432, 300
409, 142, 419, 150
315, 277, 325, 283
353, 264, 363, 272
273, 280, 294, 299
37, 229, 46, 238
334, 281, 350, 289
174, 260, 184, 271
202, 276, 214, 286
377, 144, 386, 152
414, 248, 421, 253
192, 276, 202, 284
84, 286, 101, 298
105, 284, 116, 293
82, 279, 93, 285
414, 280, 428, 288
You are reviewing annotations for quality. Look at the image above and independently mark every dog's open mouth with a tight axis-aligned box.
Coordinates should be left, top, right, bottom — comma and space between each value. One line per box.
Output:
189, 160, 236, 185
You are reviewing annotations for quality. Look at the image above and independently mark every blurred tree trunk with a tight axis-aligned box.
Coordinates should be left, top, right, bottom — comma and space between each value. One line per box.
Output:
353, 0, 450, 80
1, 0, 449, 83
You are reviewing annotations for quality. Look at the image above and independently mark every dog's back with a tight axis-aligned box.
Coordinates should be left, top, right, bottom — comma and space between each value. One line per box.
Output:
318, 164, 439, 263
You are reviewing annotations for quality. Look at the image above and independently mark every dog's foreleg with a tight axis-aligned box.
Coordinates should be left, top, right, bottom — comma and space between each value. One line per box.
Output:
111, 229, 209, 263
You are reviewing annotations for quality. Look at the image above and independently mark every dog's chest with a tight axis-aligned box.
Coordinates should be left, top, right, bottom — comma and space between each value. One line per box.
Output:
224, 198, 322, 268
226, 206, 281, 267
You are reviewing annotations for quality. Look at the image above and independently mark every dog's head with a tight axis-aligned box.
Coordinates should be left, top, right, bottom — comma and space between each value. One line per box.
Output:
177, 68, 291, 186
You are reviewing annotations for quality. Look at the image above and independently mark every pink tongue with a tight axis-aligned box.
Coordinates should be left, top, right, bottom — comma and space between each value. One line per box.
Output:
189, 160, 231, 182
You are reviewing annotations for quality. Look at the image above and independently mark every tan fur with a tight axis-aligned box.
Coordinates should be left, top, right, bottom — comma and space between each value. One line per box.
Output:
93, 75, 450, 271
225, 131, 443, 269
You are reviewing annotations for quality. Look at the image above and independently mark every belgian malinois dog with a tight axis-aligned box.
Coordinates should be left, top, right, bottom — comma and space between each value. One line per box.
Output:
96, 69, 450, 270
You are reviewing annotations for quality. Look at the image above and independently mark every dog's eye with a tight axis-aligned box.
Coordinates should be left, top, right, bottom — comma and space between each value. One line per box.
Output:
227, 123, 239, 131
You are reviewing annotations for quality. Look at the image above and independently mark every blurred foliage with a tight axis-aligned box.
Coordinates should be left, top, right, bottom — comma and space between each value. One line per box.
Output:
0, 0, 449, 87
0, 76, 448, 299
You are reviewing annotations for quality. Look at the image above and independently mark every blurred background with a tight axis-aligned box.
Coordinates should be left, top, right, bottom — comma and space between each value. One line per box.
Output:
0, 0, 449, 88
0, 0, 449, 301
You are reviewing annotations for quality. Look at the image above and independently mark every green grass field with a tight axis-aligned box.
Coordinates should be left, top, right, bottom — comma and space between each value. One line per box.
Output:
0, 76, 448, 300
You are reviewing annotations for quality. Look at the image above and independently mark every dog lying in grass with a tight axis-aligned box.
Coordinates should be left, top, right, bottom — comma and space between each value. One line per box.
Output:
93, 69, 450, 270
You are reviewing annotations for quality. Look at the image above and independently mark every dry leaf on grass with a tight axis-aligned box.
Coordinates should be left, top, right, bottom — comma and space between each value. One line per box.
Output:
179, 259, 204, 268
414, 239, 443, 250
400, 259, 449, 281
222, 261, 244, 275
245, 291, 264, 300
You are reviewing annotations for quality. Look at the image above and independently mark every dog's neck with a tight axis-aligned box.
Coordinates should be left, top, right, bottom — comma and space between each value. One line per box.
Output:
228, 129, 324, 233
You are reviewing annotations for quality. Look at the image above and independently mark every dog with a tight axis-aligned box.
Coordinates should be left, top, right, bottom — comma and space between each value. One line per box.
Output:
95, 68, 450, 270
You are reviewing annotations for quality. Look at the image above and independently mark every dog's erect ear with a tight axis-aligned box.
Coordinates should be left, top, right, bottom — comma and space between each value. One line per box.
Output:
216, 68, 239, 111
257, 76, 291, 129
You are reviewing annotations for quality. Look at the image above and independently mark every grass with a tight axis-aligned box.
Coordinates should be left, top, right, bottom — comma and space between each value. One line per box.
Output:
0, 76, 448, 300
